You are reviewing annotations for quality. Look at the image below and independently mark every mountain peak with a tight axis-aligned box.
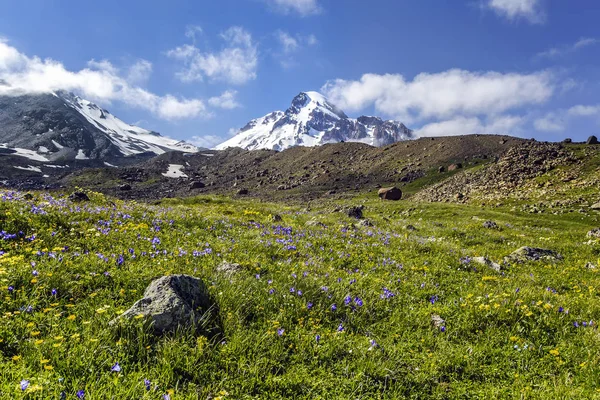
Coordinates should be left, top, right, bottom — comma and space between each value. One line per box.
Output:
0, 91, 198, 161
215, 91, 413, 151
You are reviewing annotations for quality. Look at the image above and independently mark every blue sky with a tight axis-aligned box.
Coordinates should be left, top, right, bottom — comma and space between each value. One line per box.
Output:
1, 0, 599, 147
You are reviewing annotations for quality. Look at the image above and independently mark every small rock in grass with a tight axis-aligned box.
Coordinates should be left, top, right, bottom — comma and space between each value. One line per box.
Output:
68, 191, 90, 202
345, 205, 364, 220
483, 220, 499, 229
358, 219, 374, 227
587, 228, 600, 238
591, 202, 600, 210
216, 261, 242, 276
431, 314, 445, 328
115, 275, 214, 335
271, 214, 283, 222
405, 225, 417, 231
585, 262, 597, 270
472, 256, 502, 272
503, 246, 562, 264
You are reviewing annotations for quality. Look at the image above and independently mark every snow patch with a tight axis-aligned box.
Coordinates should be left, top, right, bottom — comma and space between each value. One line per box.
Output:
162, 164, 188, 178
75, 149, 89, 160
14, 165, 42, 173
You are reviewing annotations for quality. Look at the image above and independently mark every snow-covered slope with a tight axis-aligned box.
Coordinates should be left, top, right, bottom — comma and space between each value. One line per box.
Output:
60, 92, 197, 156
0, 91, 198, 161
215, 91, 413, 151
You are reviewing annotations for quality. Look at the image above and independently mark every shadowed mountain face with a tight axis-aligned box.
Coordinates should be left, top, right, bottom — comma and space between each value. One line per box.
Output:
0, 91, 198, 161
215, 91, 414, 151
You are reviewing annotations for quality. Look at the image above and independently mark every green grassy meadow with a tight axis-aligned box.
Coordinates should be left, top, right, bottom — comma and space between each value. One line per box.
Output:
1, 189, 599, 399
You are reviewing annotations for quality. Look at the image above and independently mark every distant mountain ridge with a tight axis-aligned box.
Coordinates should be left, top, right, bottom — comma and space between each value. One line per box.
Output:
215, 91, 413, 151
0, 90, 198, 161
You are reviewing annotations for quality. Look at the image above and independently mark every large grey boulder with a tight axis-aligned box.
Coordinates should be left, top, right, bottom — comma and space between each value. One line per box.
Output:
503, 247, 562, 264
117, 275, 214, 335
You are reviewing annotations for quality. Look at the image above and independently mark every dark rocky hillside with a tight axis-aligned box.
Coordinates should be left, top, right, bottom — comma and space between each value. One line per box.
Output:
62, 134, 525, 201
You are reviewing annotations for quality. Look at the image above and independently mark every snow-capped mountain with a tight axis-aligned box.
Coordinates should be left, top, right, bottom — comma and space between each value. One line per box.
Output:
215, 91, 413, 151
0, 90, 198, 161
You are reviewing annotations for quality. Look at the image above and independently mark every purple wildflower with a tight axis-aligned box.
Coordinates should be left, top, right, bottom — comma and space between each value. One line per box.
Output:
144, 379, 151, 391
76, 390, 85, 399
331, 304, 337, 311
20, 379, 29, 391
307, 302, 313, 309
315, 334, 321, 343
277, 328, 284, 336
111, 362, 121, 372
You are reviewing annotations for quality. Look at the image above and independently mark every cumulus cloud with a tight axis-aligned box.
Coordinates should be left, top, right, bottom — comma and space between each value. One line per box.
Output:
274, 30, 318, 68
321, 70, 554, 124
534, 104, 600, 133
537, 37, 599, 59
0, 39, 209, 120
487, 0, 545, 24
265, 0, 321, 16
126, 59, 153, 85
208, 90, 241, 109
189, 134, 224, 149
277, 31, 299, 53
417, 115, 524, 137
568, 104, 600, 117
167, 26, 258, 85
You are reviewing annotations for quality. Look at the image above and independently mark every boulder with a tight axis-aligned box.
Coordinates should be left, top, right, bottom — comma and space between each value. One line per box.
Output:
472, 256, 502, 272
438, 166, 445, 173
378, 187, 402, 201
591, 202, 600, 210
448, 163, 463, 171
189, 181, 205, 189
563, 138, 572, 144
116, 275, 214, 335
119, 183, 132, 191
587, 135, 599, 145
483, 220, 499, 229
587, 228, 600, 238
503, 247, 562, 264
237, 188, 249, 195
68, 192, 90, 202
346, 205, 364, 219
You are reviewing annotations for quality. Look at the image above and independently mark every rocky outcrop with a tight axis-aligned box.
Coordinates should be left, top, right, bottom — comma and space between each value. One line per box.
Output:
413, 142, 578, 204
503, 247, 562, 264
587, 135, 599, 145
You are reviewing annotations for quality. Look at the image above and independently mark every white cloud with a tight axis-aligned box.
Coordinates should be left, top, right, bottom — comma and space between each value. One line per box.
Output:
87, 59, 119, 75
534, 104, 600, 133
537, 37, 599, 59
266, 0, 321, 16
321, 70, 554, 124
189, 134, 224, 149
487, 0, 544, 24
277, 31, 299, 53
568, 104, 600, 117
274, 31, 318, 68
126, 59, 152, 84
417, 115, 524, 137
185, 25, 203, 43
534, 113, 565, 132
0, 39, 209, 120
167, 26, 257, 85
208, 90, 241, 109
